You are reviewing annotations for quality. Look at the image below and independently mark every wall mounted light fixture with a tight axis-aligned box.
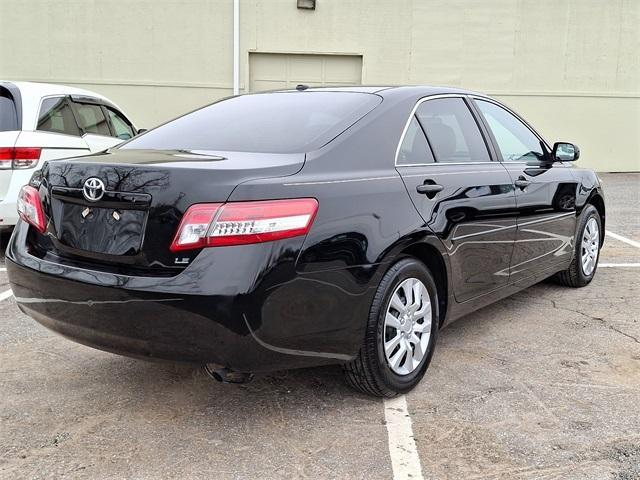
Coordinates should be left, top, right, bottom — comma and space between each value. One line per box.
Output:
297, 0, 316, 10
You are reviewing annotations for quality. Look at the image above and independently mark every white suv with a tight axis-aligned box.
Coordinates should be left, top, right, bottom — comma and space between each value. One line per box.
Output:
0, 81, 138, 230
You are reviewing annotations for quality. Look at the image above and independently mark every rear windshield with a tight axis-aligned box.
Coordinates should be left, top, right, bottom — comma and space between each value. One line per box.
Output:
0, 90, 19, 132
121, 92, 381, 154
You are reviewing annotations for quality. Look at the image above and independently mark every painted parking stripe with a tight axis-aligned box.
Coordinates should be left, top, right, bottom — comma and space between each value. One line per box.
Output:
606, 230, 640, 249
0, 267, 6, 272
384, 395, 425, 480
599, 263, 640, 267
0, 289, 13, 302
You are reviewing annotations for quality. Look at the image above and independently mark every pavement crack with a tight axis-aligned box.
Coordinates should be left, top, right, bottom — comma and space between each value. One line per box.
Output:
508, 297, 639, 346
609, 325, 640, 344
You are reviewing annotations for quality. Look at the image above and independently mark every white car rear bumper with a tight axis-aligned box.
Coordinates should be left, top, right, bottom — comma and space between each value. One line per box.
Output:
0, 198, 18, 229
0, 168, 36, 228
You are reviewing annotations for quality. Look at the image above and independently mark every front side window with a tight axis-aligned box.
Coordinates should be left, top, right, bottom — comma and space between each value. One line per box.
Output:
106, 108, 135, 140
475, 99, 544, 162
121, 92, 381, 154
73, 102, 111, 136
397, 116, 435, 165
37, 97, 80, 136
415, 97, 491, 163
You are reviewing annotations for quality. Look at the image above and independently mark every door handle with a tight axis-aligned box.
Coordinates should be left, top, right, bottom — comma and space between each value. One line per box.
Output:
416, 183, 444, 197
514, 178, 531, 190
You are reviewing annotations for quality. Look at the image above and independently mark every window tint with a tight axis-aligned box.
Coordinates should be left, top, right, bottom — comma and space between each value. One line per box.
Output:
37, 97, 80, 136
0, 90, 18, 132
122, 92, 381, 154
415, 98, 490, 163
107, 108, 135, 140
397, 116, 434, 165
475, 100, 544, 162
73, 102, 111, 136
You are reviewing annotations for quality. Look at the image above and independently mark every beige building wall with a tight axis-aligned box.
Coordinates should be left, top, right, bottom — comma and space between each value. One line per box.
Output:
1, 0, 638, 171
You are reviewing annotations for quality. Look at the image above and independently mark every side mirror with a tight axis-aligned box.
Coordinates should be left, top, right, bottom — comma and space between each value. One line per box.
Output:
552, 142, 580, 162
136, 128, 148, 135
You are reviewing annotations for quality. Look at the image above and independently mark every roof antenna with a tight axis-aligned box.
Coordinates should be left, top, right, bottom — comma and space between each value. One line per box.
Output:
296, 84, 309, 91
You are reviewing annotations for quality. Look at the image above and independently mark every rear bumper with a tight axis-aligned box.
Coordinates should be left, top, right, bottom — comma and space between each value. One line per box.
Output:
7, 222, 373, 372
0, 197, 18, 227
8, 257, 238, 364
1, 167, 35, 227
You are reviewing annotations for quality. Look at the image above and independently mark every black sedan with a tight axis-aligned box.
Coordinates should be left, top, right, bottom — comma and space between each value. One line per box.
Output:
6, 86, 605, 396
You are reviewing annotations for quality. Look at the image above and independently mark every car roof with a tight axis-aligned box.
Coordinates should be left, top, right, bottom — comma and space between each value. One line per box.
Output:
271, 85, 486, 98
0, 80, 126, 131
1, 81, 112, 102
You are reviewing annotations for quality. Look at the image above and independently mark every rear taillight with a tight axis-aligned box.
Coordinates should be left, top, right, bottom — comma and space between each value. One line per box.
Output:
171, 203, 223, 251
170, 198, 318, 252
17, 185, 46, 233
0, 147, 42, 169
0, 148, 12, 169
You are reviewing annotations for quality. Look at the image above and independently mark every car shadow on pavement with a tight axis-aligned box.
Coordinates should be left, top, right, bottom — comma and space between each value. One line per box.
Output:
52, 351, 378, 408
0, 230, 10, 263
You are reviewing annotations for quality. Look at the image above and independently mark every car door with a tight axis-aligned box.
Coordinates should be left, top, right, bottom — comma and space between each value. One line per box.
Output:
70, 99, 125, 152
471, 97, 578, 282
395, 95, 518, 303
17, 95, 91, 162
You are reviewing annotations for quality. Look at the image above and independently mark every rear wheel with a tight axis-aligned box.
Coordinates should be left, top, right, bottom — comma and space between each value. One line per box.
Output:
554, 204, 602, 287
344, 257, 439, 397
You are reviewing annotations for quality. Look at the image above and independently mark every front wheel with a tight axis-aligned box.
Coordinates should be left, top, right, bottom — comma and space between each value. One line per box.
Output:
344, 257, 439, 397
554, 204, 602, 287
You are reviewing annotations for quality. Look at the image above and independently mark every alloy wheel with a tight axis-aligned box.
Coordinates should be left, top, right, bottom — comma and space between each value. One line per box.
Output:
383, 277, 432, 375
581, 217, 599, 276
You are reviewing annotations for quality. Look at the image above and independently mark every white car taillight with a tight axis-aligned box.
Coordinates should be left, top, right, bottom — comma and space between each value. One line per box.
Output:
17, 185, 46, 233
0, 147, 42, 169
170, 198, 318, 252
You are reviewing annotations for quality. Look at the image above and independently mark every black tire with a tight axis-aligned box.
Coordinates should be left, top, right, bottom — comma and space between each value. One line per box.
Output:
554, 204, 602, 287
343, 257, 439, 397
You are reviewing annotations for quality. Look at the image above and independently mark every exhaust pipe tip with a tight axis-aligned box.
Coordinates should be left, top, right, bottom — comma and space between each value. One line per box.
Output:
203, 363, 254, 384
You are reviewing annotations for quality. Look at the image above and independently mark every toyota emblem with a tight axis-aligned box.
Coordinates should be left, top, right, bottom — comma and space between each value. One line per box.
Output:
83, 177, 106, 202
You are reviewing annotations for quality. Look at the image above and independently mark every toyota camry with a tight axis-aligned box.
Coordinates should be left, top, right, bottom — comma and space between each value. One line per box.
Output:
6, 86, 605, 396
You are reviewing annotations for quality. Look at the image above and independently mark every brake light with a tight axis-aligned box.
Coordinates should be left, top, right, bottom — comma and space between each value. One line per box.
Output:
0, 147, 42, 169
171, 203, 223, 252
0, 148, 12, 169
170, 198, 318, 252
17, 185, 46, 233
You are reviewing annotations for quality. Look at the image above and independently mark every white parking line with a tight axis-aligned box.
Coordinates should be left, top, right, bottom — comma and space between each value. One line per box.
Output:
384, 395, 425, 480
0, 267, 6, 272
606, 230, 640, 249
600, 263, 640, 268
0, 289, 13, 302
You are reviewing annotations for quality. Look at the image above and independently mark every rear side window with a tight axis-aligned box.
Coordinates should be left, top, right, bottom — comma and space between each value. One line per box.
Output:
416, 98, 490, 163
122, 92, 382, 154
397, 116, 435, 165
0, 90, 19, 132
37, 97, 81, 136
73, 102, 111, 136
106, 108, 135, 140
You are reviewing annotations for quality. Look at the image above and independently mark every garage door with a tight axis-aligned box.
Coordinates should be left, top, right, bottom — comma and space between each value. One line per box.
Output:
249, 53, 362, 92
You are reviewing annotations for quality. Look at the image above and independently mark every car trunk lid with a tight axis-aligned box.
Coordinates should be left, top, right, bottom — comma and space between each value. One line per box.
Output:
34, 149, 304, 274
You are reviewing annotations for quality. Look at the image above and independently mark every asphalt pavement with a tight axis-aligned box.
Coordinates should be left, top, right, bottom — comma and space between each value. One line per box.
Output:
0, 173, 638, 480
